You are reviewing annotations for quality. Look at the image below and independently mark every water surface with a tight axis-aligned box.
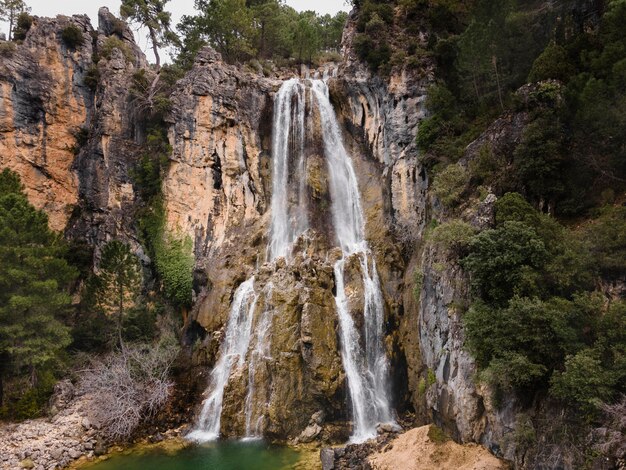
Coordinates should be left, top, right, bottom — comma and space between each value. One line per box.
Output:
84, 440, 305, 470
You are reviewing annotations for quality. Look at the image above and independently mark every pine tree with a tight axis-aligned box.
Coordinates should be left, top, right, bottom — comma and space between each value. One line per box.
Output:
0, 169, 76, 407
93, 240, 142, 346
0, 0, 30, 40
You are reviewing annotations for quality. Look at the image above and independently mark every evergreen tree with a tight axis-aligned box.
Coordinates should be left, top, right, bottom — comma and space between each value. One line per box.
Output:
0, 0, 30, 40
93, 240, 142, 345
0, 169, 76, 407
120, 0, 175, 69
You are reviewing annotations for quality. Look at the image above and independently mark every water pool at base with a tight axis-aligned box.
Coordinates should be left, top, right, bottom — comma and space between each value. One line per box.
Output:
83, 440, 308, 470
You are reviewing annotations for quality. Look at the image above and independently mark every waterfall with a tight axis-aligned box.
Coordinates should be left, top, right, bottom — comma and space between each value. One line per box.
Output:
188, 277, 258, 443
268, 79, 308, 261
189, 76, 393, 444
244, 283, 274, 438
311, 79, 395, 442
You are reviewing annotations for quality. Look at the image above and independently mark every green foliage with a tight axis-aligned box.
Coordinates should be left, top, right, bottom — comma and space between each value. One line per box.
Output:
463, 221, 547, 305
60, 24, 84, 49
0, 0, 30, 40
468, 145, 498, 184
93, 240, 142, 340
550, 349, 615, 413
465, 296, 585, 393
154, 234, 194, 309
176, 0, 347, 66
428, 219, 475, 256
131, 128, 192, 311
101, 36, 134, 63
528, 42, 575, 83
0, 169, 76, 408
427, 425, 450, 444
582, 205, 626, 278
415, 0, 626, 213
120, 0, 176, 67
495, 192, 539, 227
432, 164, 467, 208
1, 367, 56, 420
464, 192, 624, 411
513, 110, 566, 206
11, 11, 31, 41
132, 129, 171, 201
84, 64, 100, 91
0, 41, 16, 56
413, 270, 423, 302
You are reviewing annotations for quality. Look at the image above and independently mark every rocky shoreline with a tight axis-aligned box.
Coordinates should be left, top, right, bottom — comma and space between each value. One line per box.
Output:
0, 387, 99, 470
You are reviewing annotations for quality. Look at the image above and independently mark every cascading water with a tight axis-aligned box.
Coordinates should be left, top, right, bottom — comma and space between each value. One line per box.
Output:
190, 79, 310, 442
244, 283, 274, 438
311, 79, 395, 442
268, 79, 308, 261
190, 75, 393, 444
187, 278, 258, 442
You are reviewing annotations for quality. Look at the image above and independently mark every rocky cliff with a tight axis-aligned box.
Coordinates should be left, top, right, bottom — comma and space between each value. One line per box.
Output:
0, 6, 525, 464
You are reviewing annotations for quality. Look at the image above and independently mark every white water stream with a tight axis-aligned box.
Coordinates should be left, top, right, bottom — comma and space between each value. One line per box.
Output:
187, 278, 258, 442
311, 79, 394, 442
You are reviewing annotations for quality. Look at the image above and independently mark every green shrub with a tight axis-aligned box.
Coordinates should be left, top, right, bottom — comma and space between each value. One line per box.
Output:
582, 206, 626, 278
428, 219, 476, 256
61, 24, 84, 49
465, 296, 584, 393
413, 270, 423, 302
495, 192, 540, 227
528, 43, 575, 83
550, 349, 615, 413
100, 36, 134, 63
84, 64, 100, 91
432, 164, 467, 208
12, 12, 32, 41
0, 41, 16, 57
427, 425, 450, 444
462, 221, 548, 305
469, 145, 499, 184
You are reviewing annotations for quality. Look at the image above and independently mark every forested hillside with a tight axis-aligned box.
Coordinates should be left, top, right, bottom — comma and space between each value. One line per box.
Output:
348, 0, 626, 465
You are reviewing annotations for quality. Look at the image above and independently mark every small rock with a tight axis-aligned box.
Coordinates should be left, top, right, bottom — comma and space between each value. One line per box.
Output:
310, 410, 325, 425
81, 418, 91, 430
298, 423, 322, 443
94, 439, 107, 456
320, 448, 335, 470
376, 422, 402, 434
20, 458, 35, 469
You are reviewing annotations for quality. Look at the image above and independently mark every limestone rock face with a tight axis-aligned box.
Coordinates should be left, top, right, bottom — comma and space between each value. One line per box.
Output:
0, 15, 92, 230
0, 8, 151, 256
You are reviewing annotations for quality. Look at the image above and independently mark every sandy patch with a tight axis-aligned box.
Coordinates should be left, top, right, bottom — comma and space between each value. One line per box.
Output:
368, 426, 506, 470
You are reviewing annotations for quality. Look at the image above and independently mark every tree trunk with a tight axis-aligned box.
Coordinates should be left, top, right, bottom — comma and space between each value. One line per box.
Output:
118, 278, 124, 347
492, 54, 505, 111
8, 9, 15, 41
149, 27, 161, 70
146, 26, 161, 111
